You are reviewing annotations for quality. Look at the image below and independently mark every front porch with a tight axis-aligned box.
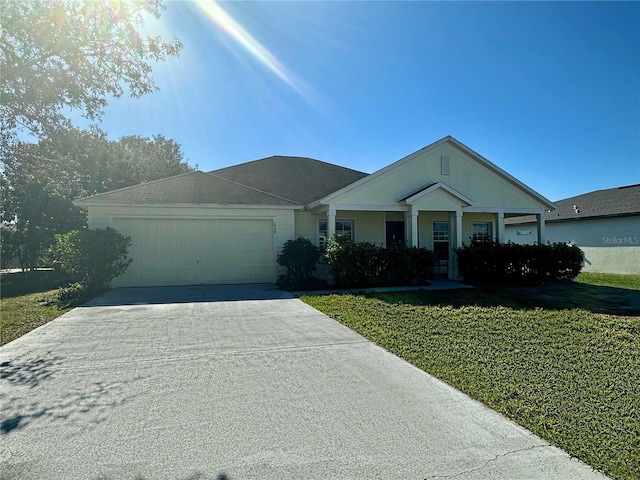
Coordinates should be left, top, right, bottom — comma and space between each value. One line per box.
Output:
301, 205, 547, 281
296, 140, 555, 282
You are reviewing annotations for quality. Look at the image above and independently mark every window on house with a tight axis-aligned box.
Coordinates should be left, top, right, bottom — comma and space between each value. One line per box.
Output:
318, 219, 353, 250
472, 222, 493, 242
432, 221, 450, 264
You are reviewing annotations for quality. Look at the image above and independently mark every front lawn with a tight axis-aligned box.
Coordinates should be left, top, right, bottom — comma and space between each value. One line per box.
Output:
1, 271, 94, 346
302, 278, 640, 480
576, 271, 640, 290
1, 291, 75, 346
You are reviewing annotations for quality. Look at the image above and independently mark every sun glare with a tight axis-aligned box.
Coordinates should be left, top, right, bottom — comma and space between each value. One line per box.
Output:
193, 0, 297, 90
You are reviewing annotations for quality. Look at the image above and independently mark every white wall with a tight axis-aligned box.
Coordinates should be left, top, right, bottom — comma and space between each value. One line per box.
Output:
88, 204, 297, 277
325, 143, 547, 212
505, 216, 640, 275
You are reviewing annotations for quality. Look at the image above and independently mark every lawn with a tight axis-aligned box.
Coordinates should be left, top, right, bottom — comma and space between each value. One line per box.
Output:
302, 275, 640, 480
0, 270, 91, 346
576, 271, 640, 290
1, 291, 75, 346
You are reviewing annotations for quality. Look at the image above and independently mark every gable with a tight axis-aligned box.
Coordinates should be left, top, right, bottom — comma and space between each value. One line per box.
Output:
403, 183, 474, 212
312, 137, 554, 211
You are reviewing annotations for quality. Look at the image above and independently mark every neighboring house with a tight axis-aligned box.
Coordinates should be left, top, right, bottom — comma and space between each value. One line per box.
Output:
505, 184, 640, 275
74, 136, 556, 287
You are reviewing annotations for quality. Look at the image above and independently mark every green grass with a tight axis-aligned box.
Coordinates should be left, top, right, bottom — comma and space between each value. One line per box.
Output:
1, 291, 74, 346
1, 270, 93, 346
302, 280, 640, 480
576, 272, 640, 290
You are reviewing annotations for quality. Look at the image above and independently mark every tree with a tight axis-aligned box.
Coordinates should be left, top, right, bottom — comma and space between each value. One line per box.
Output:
0, 0, 181, 148
1, 127, 192, 269
1, 140, 88, 269
112, 134, 192, 189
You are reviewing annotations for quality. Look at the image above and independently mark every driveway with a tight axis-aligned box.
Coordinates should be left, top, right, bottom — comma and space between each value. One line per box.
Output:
1, 285, 606, 479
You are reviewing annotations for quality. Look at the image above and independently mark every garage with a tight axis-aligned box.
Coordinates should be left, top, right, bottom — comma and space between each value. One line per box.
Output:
112, 217, 275, 287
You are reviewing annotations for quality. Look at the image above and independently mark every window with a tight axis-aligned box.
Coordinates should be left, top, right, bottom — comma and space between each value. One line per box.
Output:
318, 219, 353, 250
432, 221, 450, 274
472, 222, 492, 242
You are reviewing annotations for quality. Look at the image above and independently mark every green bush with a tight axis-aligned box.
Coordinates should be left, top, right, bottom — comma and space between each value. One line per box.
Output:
325, 236, 377, 288
455, 241, 584, 284
277, 237, 320, 290
53, 282, 90, 307
52, 227, 132, 292
326, 237, 434, 288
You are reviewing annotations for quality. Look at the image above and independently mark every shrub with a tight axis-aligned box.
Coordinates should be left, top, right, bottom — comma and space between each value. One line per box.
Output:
53, 282, 90, 307
277, 237, 320, 290
326, 237, 434, 288
52, 227, 132, 292
455, 241, 584, 284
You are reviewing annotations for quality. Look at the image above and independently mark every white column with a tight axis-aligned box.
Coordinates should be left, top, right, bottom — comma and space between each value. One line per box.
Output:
455, 210, 463, 248
404, 210, 411, 246
409, 209, 419, 247
496, 211, 505, 244
327, 207, 336, 240
450, 211, 463, 280
536, 212, 546, 245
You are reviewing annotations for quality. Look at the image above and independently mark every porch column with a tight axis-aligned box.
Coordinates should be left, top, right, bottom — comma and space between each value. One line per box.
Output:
495, 211, 505, 243
451, 211, 463, 280
536, 212, 546, 245
327, 206, 336, 240
454, 210, 463, 248
406, 209, 418, 247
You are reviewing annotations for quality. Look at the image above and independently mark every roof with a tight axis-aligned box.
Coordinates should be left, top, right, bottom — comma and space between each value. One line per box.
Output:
74, 171, 299, 206
74, 139, 555, 211
506, 184, 640, 225
210, 156, 368, 205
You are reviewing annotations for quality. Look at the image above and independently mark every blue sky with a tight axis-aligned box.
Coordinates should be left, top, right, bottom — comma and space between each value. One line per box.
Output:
82, 1, 639, 202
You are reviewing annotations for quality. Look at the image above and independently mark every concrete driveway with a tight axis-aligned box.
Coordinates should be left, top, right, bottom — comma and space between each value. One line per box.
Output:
1, 284, 606, 479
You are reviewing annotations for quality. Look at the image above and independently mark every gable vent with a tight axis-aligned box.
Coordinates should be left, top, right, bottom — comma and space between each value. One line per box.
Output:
441, 156, 450, 175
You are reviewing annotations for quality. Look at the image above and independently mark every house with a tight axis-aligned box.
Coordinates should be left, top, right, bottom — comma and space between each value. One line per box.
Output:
505, 184, 640, 275
74, 136, 556, 287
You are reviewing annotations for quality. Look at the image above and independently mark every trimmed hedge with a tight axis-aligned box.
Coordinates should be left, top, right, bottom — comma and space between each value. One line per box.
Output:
455, 241, 584, 284
326, 236, 434, 288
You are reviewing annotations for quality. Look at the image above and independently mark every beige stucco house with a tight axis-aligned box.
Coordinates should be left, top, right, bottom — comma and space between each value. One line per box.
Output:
505, 184, 640, 275
74, 136, 556, 287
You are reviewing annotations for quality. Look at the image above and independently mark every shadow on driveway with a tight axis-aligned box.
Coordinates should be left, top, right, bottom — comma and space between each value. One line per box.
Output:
83, 284, 294, 307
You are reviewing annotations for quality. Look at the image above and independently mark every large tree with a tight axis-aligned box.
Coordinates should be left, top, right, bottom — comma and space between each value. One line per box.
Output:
1, 128, 192, 269
0, 0, 181, 147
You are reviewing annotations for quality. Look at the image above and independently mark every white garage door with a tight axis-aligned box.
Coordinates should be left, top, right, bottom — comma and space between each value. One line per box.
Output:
112, 218, 275, 287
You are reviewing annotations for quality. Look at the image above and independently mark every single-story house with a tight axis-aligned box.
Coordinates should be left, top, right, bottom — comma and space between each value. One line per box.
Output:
505, 184, 640, 275
74, 136, 556, 287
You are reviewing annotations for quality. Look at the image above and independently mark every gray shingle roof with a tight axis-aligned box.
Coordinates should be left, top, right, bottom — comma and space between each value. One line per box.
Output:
210, 156, 368, 205
74, 171, 299, 206
506, 184, 640, 225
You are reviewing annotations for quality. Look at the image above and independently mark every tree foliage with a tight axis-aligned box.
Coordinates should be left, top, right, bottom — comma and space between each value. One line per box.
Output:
52, 227, 132, 292
1, 127, 192, 269
0, 0, 181, 146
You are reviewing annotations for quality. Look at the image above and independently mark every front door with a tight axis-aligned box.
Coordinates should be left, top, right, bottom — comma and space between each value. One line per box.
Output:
386, 221, 406, 246
432, 221, 450, 275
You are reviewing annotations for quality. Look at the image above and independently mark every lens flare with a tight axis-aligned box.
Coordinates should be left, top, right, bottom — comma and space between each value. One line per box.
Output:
193, 0, 296, 89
